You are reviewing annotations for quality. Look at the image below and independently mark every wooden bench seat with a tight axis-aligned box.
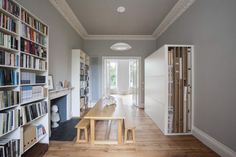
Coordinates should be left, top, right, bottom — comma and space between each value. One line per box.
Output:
124, 117, 136, 144
75, 119, 90, 143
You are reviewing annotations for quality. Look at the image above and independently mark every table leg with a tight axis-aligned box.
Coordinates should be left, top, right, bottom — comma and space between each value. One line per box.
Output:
117, 119, 123, 144
90, 119, 95, 144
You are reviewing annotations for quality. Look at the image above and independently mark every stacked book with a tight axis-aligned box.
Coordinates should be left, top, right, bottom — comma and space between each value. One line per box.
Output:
21, 23, 46, 46
0, 12, 17, 33
0, 32, 18, 50
21, 10, 47, 35
0, 108, 22, 135
0, 139, 20, 157
22, 101, 47, 123
20, 53, 47, 70
20, 86, 45, 103
21, 72, 45, 84
0, 50, 19, 66
0, 0, 20, 17
0, 68, 18, 86
0, 90, 19, 109
20, 38, 47, 58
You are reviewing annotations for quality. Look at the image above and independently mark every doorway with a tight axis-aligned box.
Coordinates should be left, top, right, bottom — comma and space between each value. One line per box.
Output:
102, 56, 141, 107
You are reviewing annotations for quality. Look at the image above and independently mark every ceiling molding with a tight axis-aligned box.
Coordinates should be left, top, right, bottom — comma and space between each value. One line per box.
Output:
49, 0, 88, 38
152, 0, 196, 39
50, 0, 196, 40
84, 35, 156, 41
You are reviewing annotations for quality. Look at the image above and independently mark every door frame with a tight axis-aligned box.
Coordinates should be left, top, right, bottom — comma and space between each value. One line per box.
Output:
102, 56, 142, 107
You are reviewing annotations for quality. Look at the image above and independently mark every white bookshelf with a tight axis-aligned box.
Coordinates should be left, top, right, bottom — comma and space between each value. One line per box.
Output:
145, 45, 194, 135
0, 0, 49, 156
71, 49, 90, 117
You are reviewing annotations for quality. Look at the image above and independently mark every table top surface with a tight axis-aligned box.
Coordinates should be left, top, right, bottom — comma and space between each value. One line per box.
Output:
84, 97, 125, 120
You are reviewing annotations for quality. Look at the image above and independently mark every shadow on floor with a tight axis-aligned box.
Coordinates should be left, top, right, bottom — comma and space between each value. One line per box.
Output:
50, 118, 80, 141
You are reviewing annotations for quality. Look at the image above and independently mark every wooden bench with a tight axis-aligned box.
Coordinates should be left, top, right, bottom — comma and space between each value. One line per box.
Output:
75, 119, 90, 143
124, 117, 136, 144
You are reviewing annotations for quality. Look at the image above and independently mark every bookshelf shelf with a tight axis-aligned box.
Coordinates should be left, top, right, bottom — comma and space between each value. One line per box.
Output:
21, 51, 46, 60
21, 36, 47, 48
0, 45, 18, 53
0, 27, 18, 36
20, 67, 47, 72
0, 65, 19, 69
0, 104, 19, 111
20, 97, 47, 105
22, 113, 48, 126
0, 8, 19, 20
0, 1, 49, 156
0, 127, 20, 138
20, 83, 46, 86
0, 85, 18, 88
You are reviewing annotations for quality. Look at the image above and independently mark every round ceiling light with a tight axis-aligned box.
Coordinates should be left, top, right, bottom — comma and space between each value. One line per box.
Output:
117, 6, 126, 13
110, 42, 132, 51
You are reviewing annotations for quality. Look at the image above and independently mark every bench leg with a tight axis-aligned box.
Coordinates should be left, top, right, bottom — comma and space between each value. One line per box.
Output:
85, 128, 88, 143
76, 129, 81, 143
132, 129, 136, 143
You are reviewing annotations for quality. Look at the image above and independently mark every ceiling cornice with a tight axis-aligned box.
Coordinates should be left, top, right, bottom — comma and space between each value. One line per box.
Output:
152, 0, 196, 39
49, 0, 196, 40
84, 35, 156, 41
49, 0, 88, 38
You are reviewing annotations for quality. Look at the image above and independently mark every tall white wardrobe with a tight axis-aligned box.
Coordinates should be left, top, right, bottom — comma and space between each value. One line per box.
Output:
145, 45, 194, 135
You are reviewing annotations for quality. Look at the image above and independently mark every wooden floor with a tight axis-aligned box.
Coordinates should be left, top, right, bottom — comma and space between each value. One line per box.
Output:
45, 95, 219, 157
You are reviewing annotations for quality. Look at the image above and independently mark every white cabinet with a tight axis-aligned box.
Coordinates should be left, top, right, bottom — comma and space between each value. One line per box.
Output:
145, 45, 194, 135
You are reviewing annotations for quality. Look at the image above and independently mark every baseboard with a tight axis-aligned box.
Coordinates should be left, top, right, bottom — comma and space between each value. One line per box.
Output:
192, 126, 236, 157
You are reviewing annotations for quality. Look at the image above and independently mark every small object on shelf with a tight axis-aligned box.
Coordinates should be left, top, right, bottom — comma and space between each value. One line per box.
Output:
51, 105, 60, 128
48, 75, 53, 90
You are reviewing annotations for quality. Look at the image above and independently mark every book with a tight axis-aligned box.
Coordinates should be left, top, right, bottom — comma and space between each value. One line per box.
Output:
0, 32, 18, 50
0, 108, 22, 135
0, 50, 19, 66
20, 53, 47, 71
0, 12, 17, 33
21, 72, 45, 84
22, 101, 47, 123
0, 90, 19, 109
20, 86, 46, 103
0, 68, 19, 86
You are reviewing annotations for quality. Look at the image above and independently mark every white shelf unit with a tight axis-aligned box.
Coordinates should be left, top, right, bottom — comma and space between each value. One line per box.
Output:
0, 0, 49, 156
145, 45, 194, 135
71, 49, 90, 117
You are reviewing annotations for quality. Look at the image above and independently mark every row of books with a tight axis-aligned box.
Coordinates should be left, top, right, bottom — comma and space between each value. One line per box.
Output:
0, 50, 19, 66
0, 32, 18, 50
21, 10, 47, 35
20, 53, 47, 71
0, 0, 20, 18
21, 23, 47, 46
0, 12, 17, 33
20, 86, 45, 103
167, 47, 191, 133
21, 72, 46, 84
22, 101, 47, 124
0, 108, 22, 136
0, 139, 20, 157
0, 68, 18, 86
20, 38, 47, 58
0, 90, 19, 110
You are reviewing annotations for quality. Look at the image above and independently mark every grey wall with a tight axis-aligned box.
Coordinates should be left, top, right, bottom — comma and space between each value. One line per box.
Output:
83, 40, 156, 103
17, 0, 83, 85
157, 0, 236, 151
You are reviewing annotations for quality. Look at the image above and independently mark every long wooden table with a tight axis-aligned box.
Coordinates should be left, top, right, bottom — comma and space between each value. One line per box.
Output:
84, 98, 125, 144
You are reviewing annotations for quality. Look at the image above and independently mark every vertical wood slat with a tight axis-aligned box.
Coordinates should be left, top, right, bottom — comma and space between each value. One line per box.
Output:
179, 47, 184, 133
174, 47, 179, 133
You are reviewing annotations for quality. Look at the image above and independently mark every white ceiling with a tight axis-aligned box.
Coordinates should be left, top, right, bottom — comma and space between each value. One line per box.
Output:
49, 0, 196, 40
66, 0, 178, 35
